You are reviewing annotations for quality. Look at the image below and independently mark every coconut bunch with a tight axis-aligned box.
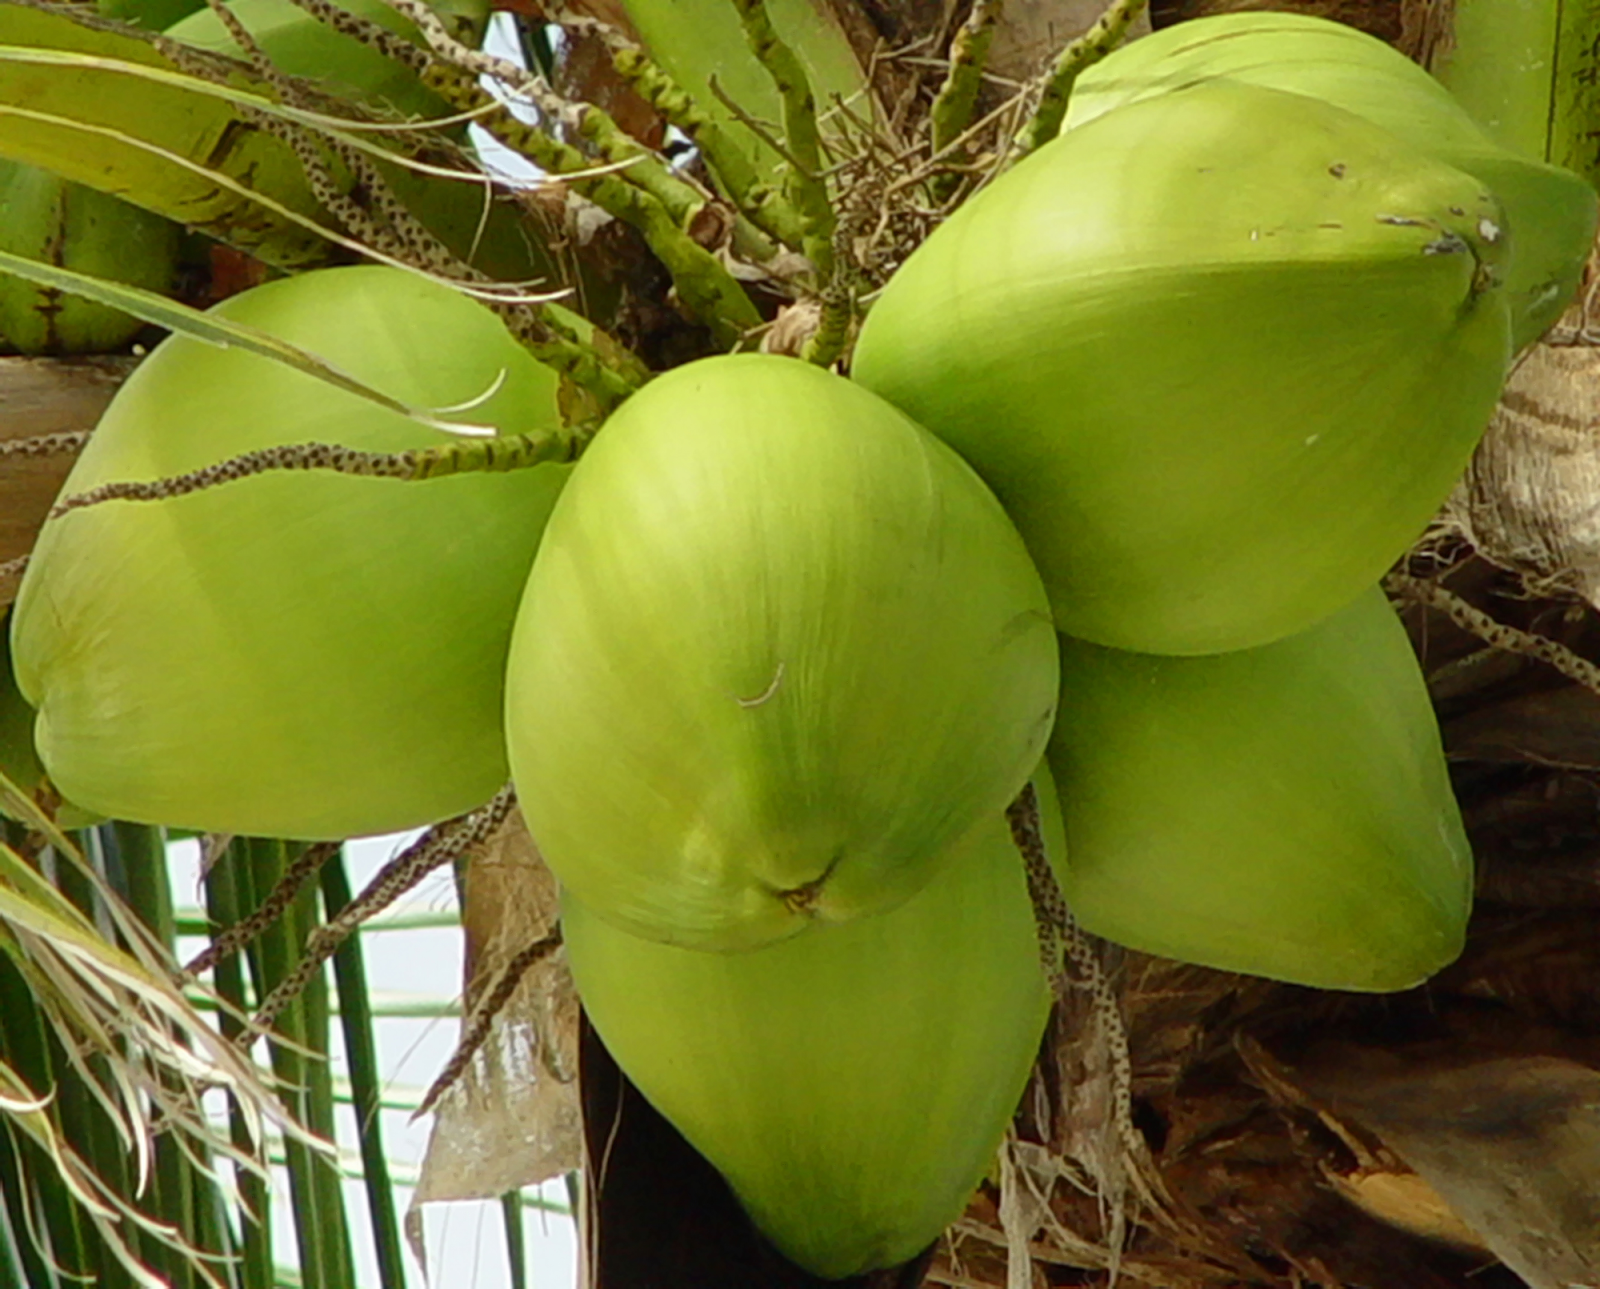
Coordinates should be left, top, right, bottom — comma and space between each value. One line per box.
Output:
844, 24, 1598, 994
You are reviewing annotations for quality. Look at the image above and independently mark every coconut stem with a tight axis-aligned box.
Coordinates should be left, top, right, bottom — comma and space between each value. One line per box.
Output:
389, 0, 764, 349
1012, 0, 1149, 158
930, 0, 1006, 180
606, 40, 803, 254
242, 787, 517, 1049
0, 431, 91, 459
727, 0, 837, 278
47, 428, 578, 520
415, 928, 562, 1117
1386, 570, 1600, 695
185, 841, 342, 978
1005, 782, 1152, 1197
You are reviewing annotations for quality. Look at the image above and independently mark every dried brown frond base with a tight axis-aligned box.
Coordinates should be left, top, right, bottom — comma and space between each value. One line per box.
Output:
936, 552, 1600, 1289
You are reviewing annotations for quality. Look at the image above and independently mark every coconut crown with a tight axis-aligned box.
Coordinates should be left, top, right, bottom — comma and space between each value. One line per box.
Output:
12, 265, 568, 839
563, 763, 1066, 1278
506, 353, 1059, 951
1062, 11, 1598, 352
852, 76, 1511, 655
1048, 587, 1473, 991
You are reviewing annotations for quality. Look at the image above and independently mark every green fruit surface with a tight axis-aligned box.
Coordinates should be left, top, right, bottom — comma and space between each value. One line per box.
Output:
507, 354, 1058, 950
12, 265, 567, 839
564, 766, 1063, 1278
1063, 11, 1597, 351
1047, 588, 1472, 991
0, 622, 99, 829
0, 160, 179, 354
852, 78, 1510, 655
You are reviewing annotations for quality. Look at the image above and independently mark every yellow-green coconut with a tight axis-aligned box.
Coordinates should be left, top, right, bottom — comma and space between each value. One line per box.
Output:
11, 265, 568, 839
853, 77, 1511, 655
564, 765, 1065, 1278
1046, 587, 1472, 991
506, 354, 1058, 951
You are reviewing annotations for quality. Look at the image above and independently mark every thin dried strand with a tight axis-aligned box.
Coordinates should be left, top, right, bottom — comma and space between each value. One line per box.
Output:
184, 842, 342, 978
243, 788, 517, 1047
1014, 0, 1148, 156
1005, 783, 1146, 1177
1386, 571, 1600, 694
414, 929, 562, 1117
0, 555, 26, 585
0, 431, 92, 458
930, 0, 1005, 159
726, 0, 836, 275
49, 430, 577, 520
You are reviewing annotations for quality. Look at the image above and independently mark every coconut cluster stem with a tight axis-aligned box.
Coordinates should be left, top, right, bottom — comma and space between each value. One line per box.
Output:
1013, 0, 1149, 157
415, 929, 562, 1117
931, 0, 1006, 163
383, 0, 762, 348
727, 0, 836, 277
608, 43, 807, 254
1386, 571, 1600, 695
48, 429, 580, 520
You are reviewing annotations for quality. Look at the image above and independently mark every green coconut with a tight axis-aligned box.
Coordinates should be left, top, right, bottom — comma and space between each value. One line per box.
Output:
11, 265, 568, 840
506, 354, 1058, 951
0, 621, 99, 830
0, 159, 179, 355
1061, 11, 1598, 352
1046, 587, 1472, 991
852, 78, 1511, 656
563, 764, 1064, 1278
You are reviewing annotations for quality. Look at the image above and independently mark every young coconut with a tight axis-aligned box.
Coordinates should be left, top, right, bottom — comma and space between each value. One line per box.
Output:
11, 265, 569, 839
505, 354, 1059, 951
1047, 586, 1472, 991
1061, 10, 1598, 352
852, 78, 1511, 656
563, 765, 1065, 1279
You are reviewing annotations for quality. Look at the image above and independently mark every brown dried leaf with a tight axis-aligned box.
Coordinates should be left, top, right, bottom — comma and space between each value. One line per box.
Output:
412, 811, 580, 1210
1312, 1056, 1600, 1289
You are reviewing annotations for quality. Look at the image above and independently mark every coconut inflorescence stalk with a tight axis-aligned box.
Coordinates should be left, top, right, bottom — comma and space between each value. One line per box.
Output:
853, 76, 1511, 656
10, 265, 570, 840
505, 354, 1059, 951
564, 764, 1067, 1279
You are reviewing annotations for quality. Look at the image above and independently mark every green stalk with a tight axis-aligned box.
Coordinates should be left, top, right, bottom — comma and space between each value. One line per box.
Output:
1434, 0, 1600, 184
1013, 0, 1149, 157
728, 0, 835, 275
106, 822, 199, 1289
240, 838, 353, 1289
201, 845, 274, 1289
319, 853, 406, 1289
930, 0, 1004, 160
0, 954, 91, 1287
501, 1191, 527, 1289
